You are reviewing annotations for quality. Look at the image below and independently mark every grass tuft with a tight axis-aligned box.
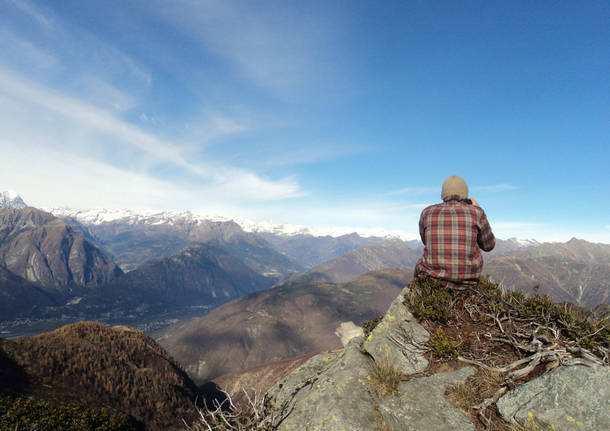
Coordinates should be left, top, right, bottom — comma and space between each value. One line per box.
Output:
370, 359, 403, 398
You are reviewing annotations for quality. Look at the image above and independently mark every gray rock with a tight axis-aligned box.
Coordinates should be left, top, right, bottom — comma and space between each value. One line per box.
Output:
267, 338, 382, 431
379, 366, 476, 431
363, 287, 429, 375
497, 359, 610, 430
265, 286, 477, 431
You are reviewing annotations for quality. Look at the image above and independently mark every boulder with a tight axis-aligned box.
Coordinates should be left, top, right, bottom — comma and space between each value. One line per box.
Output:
335, 321, 364, 346
266, 338, 381, 431
363, 287, 429, 375
497, 359, 610, 430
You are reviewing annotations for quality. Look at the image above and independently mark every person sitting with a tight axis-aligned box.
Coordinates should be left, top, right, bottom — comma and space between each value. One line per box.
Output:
414, 175, 495, 289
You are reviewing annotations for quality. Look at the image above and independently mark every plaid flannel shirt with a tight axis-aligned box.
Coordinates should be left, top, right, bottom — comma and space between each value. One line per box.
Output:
415, 198, 495, 289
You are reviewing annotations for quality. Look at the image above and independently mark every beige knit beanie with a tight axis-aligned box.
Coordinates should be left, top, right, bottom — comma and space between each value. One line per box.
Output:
441, 175, 469, 201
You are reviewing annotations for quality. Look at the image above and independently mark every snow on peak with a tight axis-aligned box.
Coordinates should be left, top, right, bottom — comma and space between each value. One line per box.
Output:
234, 217, 418, 240
47, 207, 230, 226
0, 190, 27, 209
506, 237, 540, 247
46, 206, 419, 240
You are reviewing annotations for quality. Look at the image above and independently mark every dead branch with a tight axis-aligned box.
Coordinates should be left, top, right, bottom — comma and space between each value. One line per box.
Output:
566, 346, 605, 365
475, 386, 507, 428
484, 313, 505, 334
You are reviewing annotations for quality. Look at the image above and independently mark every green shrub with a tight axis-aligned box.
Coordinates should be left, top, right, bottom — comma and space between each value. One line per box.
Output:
362, 316, 383, 337
0, 395, 136, 431
430, 331, 462, 359
403, 278, 454, 323
405, 276, 609, 355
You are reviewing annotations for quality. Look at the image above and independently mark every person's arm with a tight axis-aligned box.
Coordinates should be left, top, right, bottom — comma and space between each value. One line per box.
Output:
419, 210, 426, 244
476, 207, 495, 252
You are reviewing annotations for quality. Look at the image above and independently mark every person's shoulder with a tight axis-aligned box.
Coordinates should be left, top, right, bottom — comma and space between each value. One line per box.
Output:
469, 204, 489, 220
421, 202, 442, 214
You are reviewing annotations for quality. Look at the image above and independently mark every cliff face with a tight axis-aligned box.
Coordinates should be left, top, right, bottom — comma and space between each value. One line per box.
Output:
0, 208, 122, 291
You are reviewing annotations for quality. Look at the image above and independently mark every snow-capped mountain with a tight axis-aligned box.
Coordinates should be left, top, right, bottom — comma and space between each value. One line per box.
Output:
47, 207, 417, 240
47, 207, 230, 226
47, 207, 542, 246
233, 218, 418, 240
506, 237, 540, 247
0, 190, 27, 209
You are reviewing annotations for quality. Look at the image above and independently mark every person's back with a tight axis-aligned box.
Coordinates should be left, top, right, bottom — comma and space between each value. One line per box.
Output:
415, 176, 495, 289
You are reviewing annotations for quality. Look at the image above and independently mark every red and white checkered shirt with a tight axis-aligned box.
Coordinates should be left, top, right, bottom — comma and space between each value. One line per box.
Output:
415, 198, 495, 289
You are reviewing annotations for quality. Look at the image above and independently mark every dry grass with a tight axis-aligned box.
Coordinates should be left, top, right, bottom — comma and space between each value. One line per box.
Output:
370, 358, 403, 398
447, 369, 504, 411
446, 368, 551, 431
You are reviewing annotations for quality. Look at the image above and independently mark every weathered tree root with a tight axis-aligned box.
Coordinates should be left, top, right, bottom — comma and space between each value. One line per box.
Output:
475, 386, 507, 428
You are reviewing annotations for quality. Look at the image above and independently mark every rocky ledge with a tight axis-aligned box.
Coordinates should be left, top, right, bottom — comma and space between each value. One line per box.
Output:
264, 286, 609, 431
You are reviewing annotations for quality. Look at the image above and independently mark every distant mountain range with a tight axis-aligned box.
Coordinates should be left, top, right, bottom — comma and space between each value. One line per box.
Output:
484, 238, 610, 307
1, 192, 608, 333
288, 239, 421, 284
52, 208, 303, 277
0, 208, 283, 323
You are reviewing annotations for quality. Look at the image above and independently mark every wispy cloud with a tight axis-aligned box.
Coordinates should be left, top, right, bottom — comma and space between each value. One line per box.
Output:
0, 66, 303, 207
180, 111, 248, 148
0, 27, 58, 71
151, 0, 338, 94
230, 142, 368, 169
7, 0, 55, 31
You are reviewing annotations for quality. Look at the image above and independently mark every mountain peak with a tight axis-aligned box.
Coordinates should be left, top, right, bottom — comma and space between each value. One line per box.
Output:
0, 190, 27, 209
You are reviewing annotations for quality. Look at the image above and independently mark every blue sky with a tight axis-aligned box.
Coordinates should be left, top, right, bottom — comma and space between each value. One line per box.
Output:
0, 0, 608, 242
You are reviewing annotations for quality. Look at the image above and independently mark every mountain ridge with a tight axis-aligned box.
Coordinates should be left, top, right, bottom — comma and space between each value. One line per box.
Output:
0, 207, 123, 290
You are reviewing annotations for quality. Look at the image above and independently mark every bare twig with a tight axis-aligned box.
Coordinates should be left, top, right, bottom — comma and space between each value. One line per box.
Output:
475, 386, 507, 428
484, 313, 505, 334
566, 346, 605, 365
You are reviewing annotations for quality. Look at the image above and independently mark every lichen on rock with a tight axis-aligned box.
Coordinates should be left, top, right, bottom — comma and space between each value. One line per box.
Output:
363, 287, 429, 376
379, 366, 476, 431
497, 359, 610, 431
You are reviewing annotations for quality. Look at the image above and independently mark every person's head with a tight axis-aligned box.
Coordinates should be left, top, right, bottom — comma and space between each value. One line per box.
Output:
441, 176, 469, 201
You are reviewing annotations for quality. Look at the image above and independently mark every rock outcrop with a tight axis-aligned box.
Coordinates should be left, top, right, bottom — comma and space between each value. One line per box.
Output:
262, 285, 609, 431
362, 289, 429, 375
378, 367, 476, 431
265, 287, 475, 431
